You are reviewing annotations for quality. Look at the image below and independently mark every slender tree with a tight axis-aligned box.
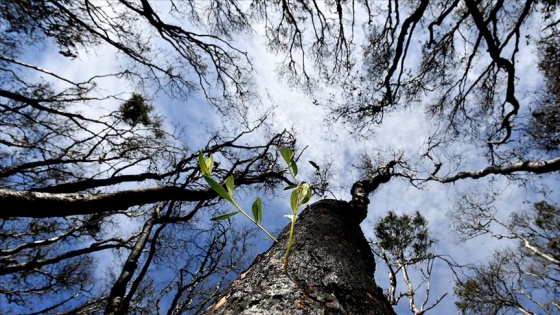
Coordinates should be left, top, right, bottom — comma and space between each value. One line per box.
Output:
370, 211, 453, 315
451, 198, 559, 315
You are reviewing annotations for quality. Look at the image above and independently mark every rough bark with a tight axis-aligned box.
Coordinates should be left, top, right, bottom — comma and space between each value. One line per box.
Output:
205, 199, 395, 315
0, 186, 214, 218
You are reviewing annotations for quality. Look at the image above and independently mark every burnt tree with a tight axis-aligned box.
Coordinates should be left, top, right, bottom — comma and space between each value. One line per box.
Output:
206, 164, 396, 314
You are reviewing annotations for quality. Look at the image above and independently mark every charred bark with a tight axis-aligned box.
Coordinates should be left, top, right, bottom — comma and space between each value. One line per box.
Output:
205, 199, 395, 315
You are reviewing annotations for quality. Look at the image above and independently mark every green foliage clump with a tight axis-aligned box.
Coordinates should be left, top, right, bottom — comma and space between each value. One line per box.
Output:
120, 93, 153, 127
533, 32, 560, 151
453, 279, 483, 313
533, 201, 560, 259
375, 210, 434, 261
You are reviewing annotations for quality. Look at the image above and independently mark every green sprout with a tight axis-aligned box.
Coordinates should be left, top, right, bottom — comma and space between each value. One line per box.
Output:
279, 147, 312, 273
198, 148, 313, 273
198, 152, 277, 242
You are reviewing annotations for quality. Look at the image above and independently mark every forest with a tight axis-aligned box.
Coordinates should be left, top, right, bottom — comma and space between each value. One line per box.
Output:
1, 1, 559, 314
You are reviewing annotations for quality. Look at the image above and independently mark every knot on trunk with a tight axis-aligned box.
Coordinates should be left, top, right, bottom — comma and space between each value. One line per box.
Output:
349, 181, 370, 222
349, 161, 396, 221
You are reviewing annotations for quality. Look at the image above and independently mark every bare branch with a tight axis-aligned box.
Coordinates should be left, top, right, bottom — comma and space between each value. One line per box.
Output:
0, 186, 213, 218
430, 156, 560, 183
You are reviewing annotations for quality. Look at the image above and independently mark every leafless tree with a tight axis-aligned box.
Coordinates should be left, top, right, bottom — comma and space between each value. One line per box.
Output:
0, 117, 298, 314
236, 0, 560, 181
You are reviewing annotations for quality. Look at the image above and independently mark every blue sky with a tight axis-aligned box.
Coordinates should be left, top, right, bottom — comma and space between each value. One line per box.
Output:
11, 1, 559, 313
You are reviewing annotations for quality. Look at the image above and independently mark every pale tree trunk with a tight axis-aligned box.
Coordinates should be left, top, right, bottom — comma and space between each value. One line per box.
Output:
205, 199, 396, 315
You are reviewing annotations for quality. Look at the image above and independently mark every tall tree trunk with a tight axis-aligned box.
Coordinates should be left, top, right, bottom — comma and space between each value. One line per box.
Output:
205, 199, 395, 314
105, 211, 158, 315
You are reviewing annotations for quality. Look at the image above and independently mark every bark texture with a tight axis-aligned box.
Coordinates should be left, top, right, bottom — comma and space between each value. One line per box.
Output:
205, 199, 395, 315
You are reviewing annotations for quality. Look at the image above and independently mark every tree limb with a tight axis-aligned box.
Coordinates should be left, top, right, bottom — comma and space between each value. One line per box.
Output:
430, 156, 560, 183
0, 186, 215, 218
350, 161, 396, 207
1, 167, 287, 218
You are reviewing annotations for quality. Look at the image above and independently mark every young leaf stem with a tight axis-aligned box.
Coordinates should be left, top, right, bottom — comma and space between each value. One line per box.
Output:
283, 214, 297, 272
280, 148, 312, 273
199, 152, 277, 242
230, 199, 278, 242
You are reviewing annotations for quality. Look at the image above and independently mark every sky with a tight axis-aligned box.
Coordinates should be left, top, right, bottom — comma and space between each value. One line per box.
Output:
15, 1, 560, 314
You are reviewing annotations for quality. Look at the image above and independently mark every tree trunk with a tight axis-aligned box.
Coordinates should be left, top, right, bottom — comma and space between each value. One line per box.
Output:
205, 199, 395, 315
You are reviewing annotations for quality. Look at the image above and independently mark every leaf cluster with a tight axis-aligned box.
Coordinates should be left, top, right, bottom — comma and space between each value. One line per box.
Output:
454, 201, 560, 315
199, 147, 313, 273
374, 210, 434, 262
120, 93, 154, 127
198, 152, 272, 241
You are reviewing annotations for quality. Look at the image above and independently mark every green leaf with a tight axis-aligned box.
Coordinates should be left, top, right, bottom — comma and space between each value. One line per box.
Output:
203, 175, 234, 203
211, 211, 239, 221
300, 183, 312, 204
279, 147, 293, 165
252, 197, 262, 223
198, 151, 210, 176
290, 188, 299, 212
205, 155, 214, 174
225, 175, 234, 197
283, 184, 297, 191
290, 160, 298, 176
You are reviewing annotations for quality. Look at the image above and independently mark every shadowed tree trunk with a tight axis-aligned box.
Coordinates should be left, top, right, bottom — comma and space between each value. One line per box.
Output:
207, 200, 394, 314
205, 199, 395, 314
206, 164, 397, 314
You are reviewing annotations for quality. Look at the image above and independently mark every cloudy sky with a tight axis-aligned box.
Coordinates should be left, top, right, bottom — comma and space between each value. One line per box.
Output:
21, 1, 560, 313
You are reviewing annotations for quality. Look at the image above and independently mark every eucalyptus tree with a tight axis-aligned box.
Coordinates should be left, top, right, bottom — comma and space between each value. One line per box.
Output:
2, 0, 560, 314
452, 199, 560, 314
219, 1, 560, 313
370, 211, 455, 315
